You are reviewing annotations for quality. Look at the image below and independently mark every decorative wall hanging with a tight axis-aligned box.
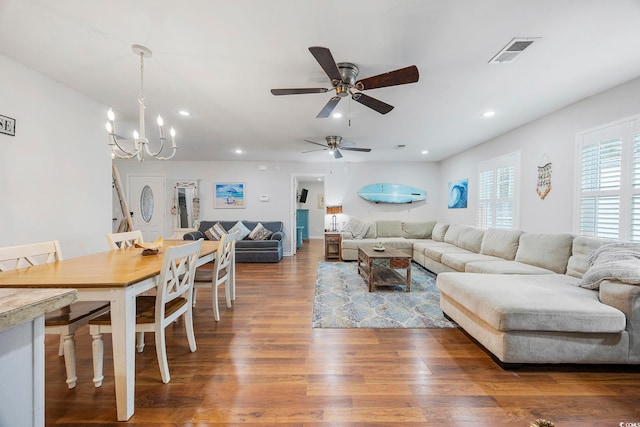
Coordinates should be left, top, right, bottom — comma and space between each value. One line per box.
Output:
214, 182, 245, 208
536, 154, 552, 200
357, 183, 426, 204
0, 115, 16, 136
317, 193, 325, 209
448, 179, 468, 208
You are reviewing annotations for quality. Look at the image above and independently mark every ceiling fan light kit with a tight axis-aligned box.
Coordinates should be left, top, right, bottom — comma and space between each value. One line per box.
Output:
271, 46, 419, 118
303, 135, 372, 159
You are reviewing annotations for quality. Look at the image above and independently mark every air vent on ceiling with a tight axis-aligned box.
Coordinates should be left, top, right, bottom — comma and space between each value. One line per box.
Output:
393, 144, 407, 150
489, 38, 539, 64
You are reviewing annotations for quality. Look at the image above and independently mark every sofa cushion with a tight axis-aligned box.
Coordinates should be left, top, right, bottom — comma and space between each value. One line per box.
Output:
431, 222, 449, 242
514, 232, 574, 274
248, 222, 273, 240
412, 240, 452, 256
566, 236, 613, 279
204, 222, 227, 241
423, 245, 470, 263
465, 260, 556, 275
440, 252, 503, 272
480, 228, 522, 260
375, 220, 402, 238
228, 221, 252, 240
436, 273, 626, 333
443, 224, 467, 245
457, 227, 485, 253
401, 221, 436, 239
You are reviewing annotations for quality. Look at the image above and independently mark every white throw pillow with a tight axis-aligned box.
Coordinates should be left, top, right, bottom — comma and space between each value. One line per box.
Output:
228, 221, 251, 240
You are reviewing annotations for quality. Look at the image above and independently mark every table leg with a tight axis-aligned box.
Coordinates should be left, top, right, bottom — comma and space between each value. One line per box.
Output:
406, 264, 412, 292
109, 287, 137, 421
368, 258, 374, 292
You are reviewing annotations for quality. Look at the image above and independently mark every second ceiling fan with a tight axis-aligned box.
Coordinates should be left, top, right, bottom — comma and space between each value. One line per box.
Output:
271, 46, 419, 118
303, 136, 371, 159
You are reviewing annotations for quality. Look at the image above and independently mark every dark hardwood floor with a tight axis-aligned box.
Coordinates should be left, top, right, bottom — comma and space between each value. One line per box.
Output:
44, 239, 640, 426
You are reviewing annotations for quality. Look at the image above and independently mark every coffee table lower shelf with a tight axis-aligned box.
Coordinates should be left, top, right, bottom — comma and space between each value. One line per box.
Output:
357, 246, 412, 293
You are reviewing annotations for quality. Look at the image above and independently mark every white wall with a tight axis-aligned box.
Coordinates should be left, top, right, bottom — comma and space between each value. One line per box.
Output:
296, 180, 324, 238
115, 160, 441, 255
439, 76, 640, 234
0, 54, 111, 257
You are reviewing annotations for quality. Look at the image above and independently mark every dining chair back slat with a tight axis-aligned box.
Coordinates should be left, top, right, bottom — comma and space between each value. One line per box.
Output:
0, 240, 109, 389
106, 230, 143, 250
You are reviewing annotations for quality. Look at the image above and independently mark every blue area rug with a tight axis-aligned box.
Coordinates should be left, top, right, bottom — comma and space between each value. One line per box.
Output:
312, 261, 457, 328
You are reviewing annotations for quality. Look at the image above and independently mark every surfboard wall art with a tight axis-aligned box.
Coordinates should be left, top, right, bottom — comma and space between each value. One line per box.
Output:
357, 183, 427, 204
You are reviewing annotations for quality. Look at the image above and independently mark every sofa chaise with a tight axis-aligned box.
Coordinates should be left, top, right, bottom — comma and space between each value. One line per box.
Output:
184, 220, 284, 263
339, 218, 640, 367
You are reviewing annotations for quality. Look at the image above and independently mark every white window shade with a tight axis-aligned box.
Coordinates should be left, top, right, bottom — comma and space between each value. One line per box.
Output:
576, 118, 640, 241
477, 152, 519, 229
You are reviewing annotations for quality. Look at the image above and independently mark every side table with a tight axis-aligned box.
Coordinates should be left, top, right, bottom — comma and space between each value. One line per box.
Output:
324, 232, 342, 260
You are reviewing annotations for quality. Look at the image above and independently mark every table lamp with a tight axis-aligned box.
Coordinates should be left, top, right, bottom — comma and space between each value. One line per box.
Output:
326, 205, 343, 231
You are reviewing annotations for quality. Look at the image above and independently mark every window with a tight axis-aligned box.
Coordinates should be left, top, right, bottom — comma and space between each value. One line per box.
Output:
477, 151, 520, 229
576, 117, 640, 241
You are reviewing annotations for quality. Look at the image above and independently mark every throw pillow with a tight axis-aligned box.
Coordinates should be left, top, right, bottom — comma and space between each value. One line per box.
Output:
248, 222, 273, 240
228, 220, 252, 240
204, 222, 227, 241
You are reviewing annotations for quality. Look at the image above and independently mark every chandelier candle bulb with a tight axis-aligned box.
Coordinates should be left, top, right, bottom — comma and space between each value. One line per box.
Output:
157, 116, 165, 138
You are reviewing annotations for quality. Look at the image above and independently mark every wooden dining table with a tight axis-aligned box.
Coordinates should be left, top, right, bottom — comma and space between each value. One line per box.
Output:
0, 239, 218, 421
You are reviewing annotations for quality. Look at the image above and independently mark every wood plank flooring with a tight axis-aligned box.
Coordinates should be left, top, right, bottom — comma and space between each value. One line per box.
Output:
44, 239, 640, 426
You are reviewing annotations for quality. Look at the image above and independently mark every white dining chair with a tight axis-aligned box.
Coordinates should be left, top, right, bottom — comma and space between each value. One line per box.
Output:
106, 230, 143, 250
89, 239, 203, 385
106, 230, 148, 351
0, 240, 110, 389
192, 233, 236, 321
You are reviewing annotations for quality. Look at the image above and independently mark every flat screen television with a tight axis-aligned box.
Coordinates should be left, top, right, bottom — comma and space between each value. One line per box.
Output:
299, 188, 308, 203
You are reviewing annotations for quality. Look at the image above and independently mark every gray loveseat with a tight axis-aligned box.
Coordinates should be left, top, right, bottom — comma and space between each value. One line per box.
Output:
184, 220, 284, 263
340, 218, 640, 367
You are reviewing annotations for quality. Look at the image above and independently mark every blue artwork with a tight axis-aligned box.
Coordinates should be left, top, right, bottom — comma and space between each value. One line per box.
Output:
448, 179, 468, 209
215, 182, 245, 208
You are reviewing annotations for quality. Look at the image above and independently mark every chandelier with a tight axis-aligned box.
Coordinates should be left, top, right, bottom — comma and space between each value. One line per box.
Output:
105, 45, 177, 161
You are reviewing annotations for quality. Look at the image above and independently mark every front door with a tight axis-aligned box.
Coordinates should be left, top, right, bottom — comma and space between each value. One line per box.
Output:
128, 176, 165, 242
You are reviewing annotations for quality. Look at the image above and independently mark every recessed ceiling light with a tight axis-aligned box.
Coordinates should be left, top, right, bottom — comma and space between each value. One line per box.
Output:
317, 177, 322, 181
483, 111, 496, 118
332, 112, 342, 118
234, 149, 243, 154
179, 110, 191, 117
421, 150, 429, 155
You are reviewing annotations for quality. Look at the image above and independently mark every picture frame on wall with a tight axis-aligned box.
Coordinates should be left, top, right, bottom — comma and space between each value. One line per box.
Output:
448, 179, 468, 209
214, 182, 245, 209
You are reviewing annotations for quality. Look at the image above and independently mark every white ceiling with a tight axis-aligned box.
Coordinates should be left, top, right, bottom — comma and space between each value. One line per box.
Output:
2, 0, 640, 163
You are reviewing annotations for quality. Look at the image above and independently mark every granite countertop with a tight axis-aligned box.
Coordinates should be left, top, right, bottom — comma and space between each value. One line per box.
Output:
0, 288, 77, 332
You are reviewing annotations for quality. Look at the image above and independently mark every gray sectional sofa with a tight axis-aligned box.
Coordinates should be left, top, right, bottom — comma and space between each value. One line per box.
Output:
340, 219, 640, 367
184, 220, 284, 262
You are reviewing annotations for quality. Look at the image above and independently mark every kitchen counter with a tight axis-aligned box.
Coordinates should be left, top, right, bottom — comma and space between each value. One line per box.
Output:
0, 288, 77, 331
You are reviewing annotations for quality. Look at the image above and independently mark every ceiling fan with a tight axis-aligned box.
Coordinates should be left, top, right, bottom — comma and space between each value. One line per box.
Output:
271, 46, 419, 118
302, 136, 371, 159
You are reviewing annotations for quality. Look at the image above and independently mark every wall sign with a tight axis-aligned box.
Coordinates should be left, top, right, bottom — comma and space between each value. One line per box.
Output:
0, 115, 16, 136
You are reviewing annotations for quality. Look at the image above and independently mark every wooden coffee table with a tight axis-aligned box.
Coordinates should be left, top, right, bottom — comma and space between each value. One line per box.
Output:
357, 245, 412, 292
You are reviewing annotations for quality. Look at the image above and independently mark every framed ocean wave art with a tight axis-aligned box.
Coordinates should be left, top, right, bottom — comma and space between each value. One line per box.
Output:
448, 179, 468, 209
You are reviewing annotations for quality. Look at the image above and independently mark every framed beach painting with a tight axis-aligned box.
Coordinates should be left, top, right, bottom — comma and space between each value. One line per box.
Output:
214, 182, 245, 208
